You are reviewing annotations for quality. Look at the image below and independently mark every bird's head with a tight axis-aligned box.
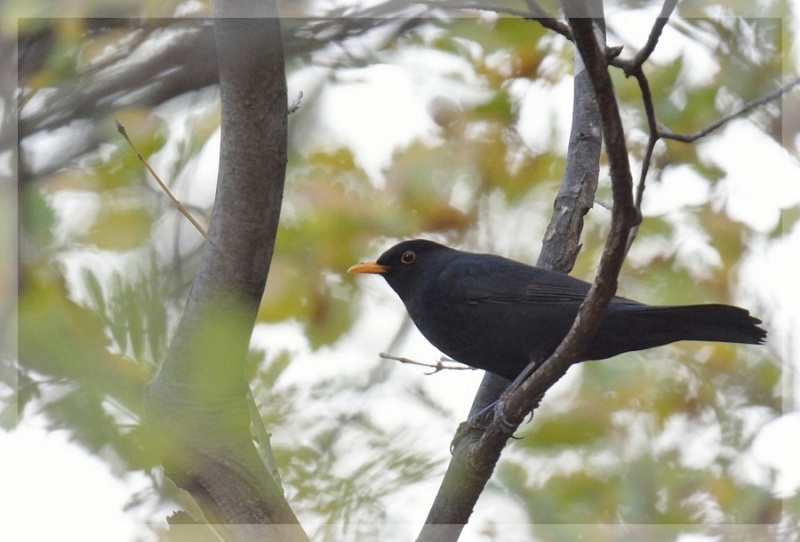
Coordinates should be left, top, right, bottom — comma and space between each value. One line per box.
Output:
348, 239, 456, 299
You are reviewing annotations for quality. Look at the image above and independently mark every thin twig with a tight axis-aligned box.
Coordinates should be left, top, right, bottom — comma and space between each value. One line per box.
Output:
634, 0, 678, 67
595, 198, 612, 210
522, 0, 573, 39
418, 0, 573, 41
431, 4, 533, 19
633, 69, 659, 205
379, 352, 475, 375
624, 66, 659, 254
624, 74, 798, 253
116, 120, 208, 239
603, 0, 676, 255
612, 0, 678, 74
659, 77, 800, 143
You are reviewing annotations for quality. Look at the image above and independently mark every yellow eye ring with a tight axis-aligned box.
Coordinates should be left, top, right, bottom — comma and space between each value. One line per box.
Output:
401, 250, 416, 264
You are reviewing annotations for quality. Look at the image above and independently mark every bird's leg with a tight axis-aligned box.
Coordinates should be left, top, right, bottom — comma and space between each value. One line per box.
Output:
515, 352, 549, 384
451, 395, 529, 453
467, 399, 499, 425
450, 401, 497, 453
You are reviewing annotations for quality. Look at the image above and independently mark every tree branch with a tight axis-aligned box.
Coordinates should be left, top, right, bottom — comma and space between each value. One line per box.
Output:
419, 10, 639, 536
611, 0, 678, 74
499, 0, 638, 418
604, 0, 678, 238
379, 352, 475, 374
625, 73, 798, 252
522, 0, 573, 39
143, 5, 308, 540
623, 66, 658, 253
419, 0, 573, 40
418, 1, 629, 539
14, 16, 430, 178
116, 120, 209, 239
537, 17, 603, 271
659, 77, 800, 143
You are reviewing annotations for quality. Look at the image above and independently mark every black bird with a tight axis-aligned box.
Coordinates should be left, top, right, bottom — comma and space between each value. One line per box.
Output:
348, 239, 766, 381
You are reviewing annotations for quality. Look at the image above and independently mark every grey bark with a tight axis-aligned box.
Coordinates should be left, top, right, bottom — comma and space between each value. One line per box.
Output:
144, 4, 308, 540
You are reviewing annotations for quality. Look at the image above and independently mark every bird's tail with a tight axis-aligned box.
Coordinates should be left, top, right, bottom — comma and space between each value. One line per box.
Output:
585, 303, 767, 360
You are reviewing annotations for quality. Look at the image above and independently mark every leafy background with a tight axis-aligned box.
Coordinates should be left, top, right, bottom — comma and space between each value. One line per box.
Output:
4, 1, 799, 540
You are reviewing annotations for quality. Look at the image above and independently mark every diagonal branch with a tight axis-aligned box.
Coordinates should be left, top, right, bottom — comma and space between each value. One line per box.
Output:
612, 0, 679, 74
419, 13, 640, 536
625, 74, 798, 252
521, 0, 573, 38
659, 77, 800, 143
418, 0, 572, 40
417, 1, 640, 539
623, 65, 659, 253
497, 3, 639, 423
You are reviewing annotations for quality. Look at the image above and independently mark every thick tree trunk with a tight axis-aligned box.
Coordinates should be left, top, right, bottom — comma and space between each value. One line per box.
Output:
144, 4, 308, 540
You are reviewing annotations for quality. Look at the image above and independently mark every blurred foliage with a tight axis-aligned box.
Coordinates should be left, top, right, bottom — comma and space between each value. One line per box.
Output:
10, 2, 797, 539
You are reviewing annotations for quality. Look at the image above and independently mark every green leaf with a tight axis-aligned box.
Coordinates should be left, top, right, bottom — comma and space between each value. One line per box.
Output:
83, 269, 106, 317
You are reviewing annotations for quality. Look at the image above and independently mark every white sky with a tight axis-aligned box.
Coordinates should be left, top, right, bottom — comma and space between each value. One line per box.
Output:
1, 423, 156, 542
5, 6, 800, 541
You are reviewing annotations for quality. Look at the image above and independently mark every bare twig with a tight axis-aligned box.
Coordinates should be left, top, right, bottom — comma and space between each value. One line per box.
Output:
379, 352, 474, 375
634, 0, 678, 67
633, 70, 658, 205
612, 0, 679, 74
418, 0, 573, 41
622, 71, 798, 255
604, 0, 678, 243
595, 198, 612, 210
596, 0, 675, 254
625, 76, 799, 254
431, 3, 536, 18
115, 120, 208, 239
624, 66, 659, 253
521, 0, 573, 39
659, 77, 800, 143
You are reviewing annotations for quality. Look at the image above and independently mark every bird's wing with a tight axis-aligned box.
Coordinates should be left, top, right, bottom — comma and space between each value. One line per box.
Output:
446, 260, 592, 305
463, 282, 589, 304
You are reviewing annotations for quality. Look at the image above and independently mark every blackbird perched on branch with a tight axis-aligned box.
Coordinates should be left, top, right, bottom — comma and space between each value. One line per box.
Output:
349, 240, 767, 381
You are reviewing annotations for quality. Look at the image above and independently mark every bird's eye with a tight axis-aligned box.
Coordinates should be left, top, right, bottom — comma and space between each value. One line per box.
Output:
400, 250, 416, 264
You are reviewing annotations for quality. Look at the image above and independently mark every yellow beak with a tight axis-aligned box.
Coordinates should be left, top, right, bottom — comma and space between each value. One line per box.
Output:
348, 261, 389, 274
